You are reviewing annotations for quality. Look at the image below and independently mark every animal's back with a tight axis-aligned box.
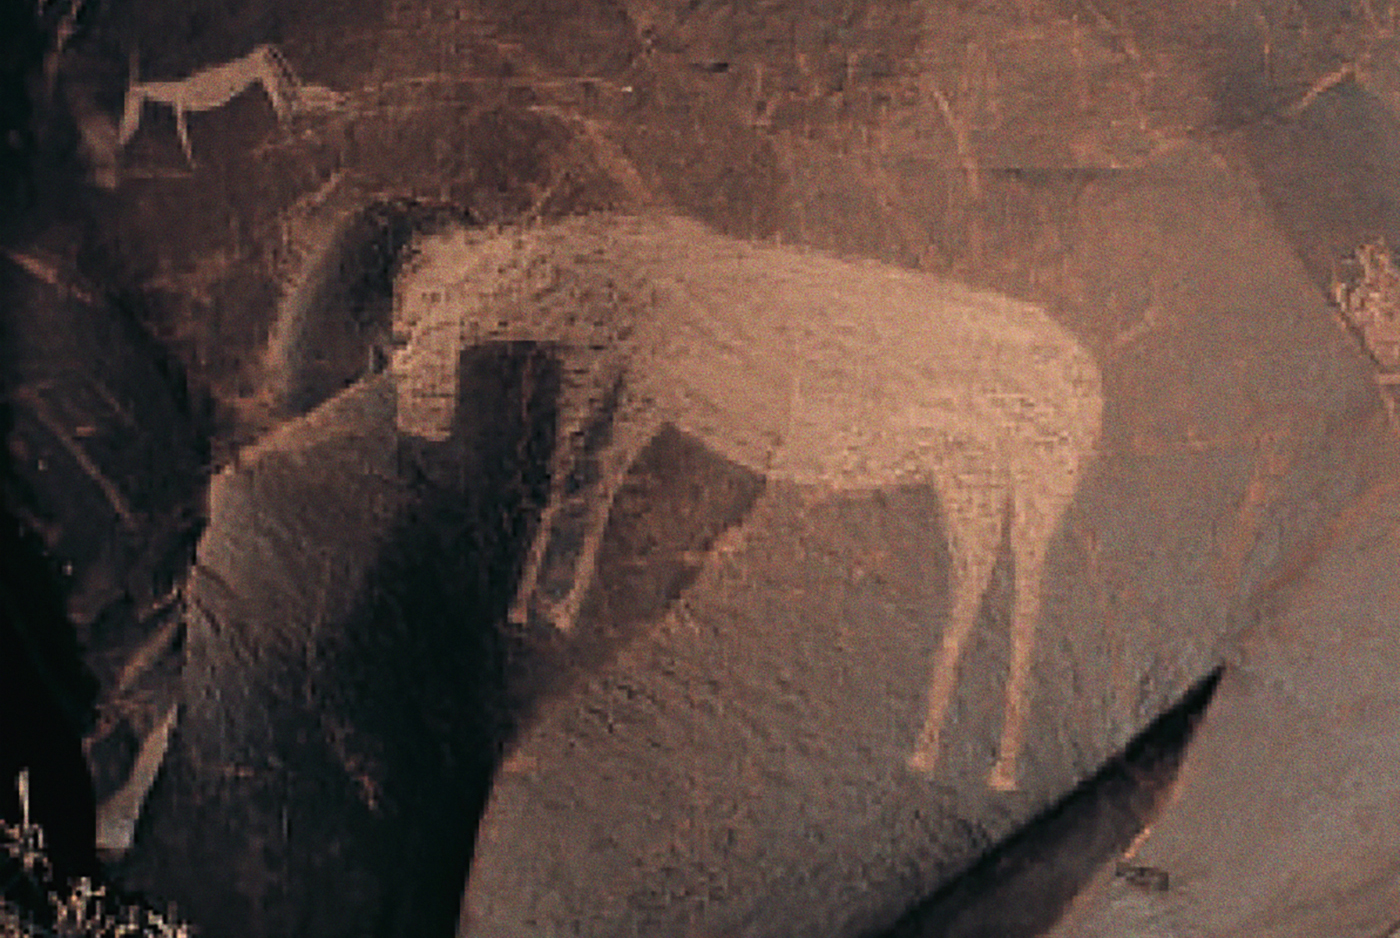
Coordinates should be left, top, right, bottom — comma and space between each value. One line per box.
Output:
583, 216, 1103, 482
399, 214, 1092, 354
394, 215, 1103, 478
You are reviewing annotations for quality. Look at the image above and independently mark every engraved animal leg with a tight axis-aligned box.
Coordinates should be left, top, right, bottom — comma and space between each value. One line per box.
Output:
534, 411, 655, 634
506, 366, 596, 627
117, 88, 144, 148
908, 478, 1007, 775
508, 466, 569, 627
507, 359, 641, 632
988, 477, 1065, 791
174, 105, 194, 165
117, 51, 144, 150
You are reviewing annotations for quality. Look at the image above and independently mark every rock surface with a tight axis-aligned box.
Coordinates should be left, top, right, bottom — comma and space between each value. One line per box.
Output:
11, 2, 1400, 937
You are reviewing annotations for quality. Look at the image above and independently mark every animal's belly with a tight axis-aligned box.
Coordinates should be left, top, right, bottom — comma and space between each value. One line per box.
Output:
771, 385, 948, 488
649, 328, 793, 474
768, 353, 1031, 489
657, 359, 1048, 490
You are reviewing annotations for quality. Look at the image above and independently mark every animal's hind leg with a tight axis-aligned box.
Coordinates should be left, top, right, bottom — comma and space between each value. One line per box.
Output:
174, 108, 194, 165
987, 480, 1064, 791
908, 480, 1007, 775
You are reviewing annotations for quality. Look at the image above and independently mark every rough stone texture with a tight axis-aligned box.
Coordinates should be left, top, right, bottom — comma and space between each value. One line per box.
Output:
452, 158, 1400, 936
11, 1, 1400, 937
1, 243, 206, 871
1046, 479, 1400, 938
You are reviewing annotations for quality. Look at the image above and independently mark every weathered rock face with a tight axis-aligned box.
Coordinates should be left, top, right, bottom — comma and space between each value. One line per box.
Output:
70, 1, 1400, 937
145, 174, 1399, 938
1045, 479, 1400, 938
1, 243, 207, 888
450, 163, 1399, 936
1, 252, 206, 632
116, 349, 550, 938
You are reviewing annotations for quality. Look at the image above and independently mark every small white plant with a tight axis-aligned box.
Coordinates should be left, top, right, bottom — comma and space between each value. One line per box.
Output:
2, 771, 192, 937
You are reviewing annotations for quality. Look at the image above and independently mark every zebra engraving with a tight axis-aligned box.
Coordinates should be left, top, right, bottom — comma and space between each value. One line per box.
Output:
391, 214, 1103, 789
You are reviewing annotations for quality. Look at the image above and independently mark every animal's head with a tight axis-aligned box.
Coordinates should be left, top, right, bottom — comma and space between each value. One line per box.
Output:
259, 197, 476, 425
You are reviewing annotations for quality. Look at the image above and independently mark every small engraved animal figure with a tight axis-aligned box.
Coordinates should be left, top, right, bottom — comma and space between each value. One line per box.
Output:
392, 214, 1104, 789
117, 44, 344, 165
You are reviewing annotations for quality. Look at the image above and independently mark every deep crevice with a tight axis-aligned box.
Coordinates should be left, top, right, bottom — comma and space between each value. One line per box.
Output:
870, 667, 1225, 938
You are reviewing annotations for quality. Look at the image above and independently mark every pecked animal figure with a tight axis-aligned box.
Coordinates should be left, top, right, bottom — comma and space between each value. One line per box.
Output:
391, 214, 1104, 789
124, 169, 1400, 938
418, 189, 1400, 934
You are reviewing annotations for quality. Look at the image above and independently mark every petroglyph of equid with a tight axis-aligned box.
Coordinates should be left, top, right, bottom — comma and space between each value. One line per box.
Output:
391, 214, 1104, 790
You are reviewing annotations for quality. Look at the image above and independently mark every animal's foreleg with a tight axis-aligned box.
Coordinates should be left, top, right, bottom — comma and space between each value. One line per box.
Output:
174, 107, 194, 165
507, 467, 568, 627
507, 362, 636, 633
988, 488, 1053, 791
908, 482, 1005, 775
536, 410, 653, 634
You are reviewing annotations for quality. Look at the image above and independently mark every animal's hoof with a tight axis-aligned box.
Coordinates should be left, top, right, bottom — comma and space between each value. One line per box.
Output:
906, 748, 938, 775
548, 601, 581, 635
506, 598, 531, 628
506, 597, 574, 636
988, 761, 1019, 792
94, 814, 137, 856
524, 590, 582, 635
